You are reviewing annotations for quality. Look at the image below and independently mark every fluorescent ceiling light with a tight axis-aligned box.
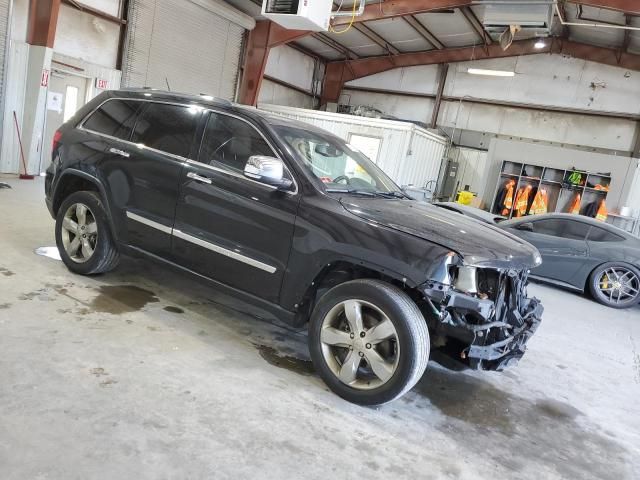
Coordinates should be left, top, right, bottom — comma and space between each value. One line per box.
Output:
534, 40, 546, 49
467, 68, 515, 77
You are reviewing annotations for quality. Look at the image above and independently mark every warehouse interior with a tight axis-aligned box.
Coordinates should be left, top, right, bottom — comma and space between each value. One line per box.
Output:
0, 1, 639, 479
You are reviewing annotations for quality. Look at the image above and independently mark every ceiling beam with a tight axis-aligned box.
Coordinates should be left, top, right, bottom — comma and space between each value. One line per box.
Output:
332, 0, 472, 26
27, 0, 62, 48
353, 24, 400, 55
322, 38, 640, 103
566, 1, 640, 16
403, 15, 445, 49
459, 6, 492, 45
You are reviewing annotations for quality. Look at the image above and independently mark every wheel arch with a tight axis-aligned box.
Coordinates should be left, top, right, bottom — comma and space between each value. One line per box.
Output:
52, 170, 118, 241
292, 259, 427, 327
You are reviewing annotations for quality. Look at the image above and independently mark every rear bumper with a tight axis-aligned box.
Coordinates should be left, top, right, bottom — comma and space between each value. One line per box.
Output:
422, 270, 543, 371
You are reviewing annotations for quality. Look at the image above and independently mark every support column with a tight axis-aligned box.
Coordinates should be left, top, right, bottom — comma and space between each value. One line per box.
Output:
430, 63, 448, 129
320, 63, 350, 107
238, 21, 310, 106
21, 0, 60, 174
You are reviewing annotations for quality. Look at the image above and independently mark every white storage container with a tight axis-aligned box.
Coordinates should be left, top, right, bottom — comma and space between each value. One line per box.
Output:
259, 104, 448, 190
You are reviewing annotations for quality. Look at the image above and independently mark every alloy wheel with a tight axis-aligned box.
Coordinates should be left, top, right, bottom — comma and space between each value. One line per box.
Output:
319, 299, 400, 390
598, 267, 640, 305
60, 203, 98, 263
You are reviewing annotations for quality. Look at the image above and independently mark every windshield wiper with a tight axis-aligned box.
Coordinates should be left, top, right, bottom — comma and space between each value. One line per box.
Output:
374, 190, 407, 199
326, 188, 408, 199
326, 188, 376, 197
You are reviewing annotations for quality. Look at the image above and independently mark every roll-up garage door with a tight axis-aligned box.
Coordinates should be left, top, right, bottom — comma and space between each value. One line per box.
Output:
0, 0, 11, 152
122, 0, 254, 100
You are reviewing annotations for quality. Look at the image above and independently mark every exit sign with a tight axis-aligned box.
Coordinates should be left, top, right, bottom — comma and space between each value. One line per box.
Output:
41, 69, 50, 87
95, 78, 109, 90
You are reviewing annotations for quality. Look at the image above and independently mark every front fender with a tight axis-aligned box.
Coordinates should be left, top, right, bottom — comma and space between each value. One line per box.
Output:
279, 196, 455, 311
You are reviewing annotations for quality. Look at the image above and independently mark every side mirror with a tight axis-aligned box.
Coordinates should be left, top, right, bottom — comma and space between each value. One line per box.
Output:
516, 222, 534, 232
244, 156, 293, 191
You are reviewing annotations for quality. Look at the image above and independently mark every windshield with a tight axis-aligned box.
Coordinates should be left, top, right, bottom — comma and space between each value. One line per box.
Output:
273, 125, 401, 194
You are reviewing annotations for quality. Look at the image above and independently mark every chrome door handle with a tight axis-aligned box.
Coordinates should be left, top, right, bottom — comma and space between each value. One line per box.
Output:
108, 147, 130, 158
187, 172, 212, 185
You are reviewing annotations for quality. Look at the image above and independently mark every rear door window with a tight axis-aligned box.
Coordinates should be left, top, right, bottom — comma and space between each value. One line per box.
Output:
531, 219, 590, 240
83, 99, 142, 140
587, 226, 625, 242
132, 103, 200, 158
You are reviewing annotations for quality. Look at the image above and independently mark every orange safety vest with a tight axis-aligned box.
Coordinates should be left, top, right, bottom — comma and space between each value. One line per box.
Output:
513, 185, 532, 217
568, 193, 581, 214
596, 200, 608, 221
501, 180, 516, 216
529, 188, 548, 215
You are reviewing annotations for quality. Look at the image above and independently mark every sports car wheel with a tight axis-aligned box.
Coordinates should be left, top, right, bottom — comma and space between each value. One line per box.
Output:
308, 279, 429, 406
589, 262, 640, 309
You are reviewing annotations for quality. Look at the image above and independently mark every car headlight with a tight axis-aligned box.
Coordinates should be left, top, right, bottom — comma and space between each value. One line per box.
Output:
454, 266, 478, 294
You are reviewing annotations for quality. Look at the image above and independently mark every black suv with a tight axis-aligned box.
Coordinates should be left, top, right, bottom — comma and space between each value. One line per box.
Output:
45, 89, 543, 405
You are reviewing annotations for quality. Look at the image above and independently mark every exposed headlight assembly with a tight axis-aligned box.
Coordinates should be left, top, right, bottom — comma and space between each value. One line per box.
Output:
455, 266, 478, 294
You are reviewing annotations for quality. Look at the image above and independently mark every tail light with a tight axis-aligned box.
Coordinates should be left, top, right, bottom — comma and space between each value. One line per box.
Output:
52, 130, 62, 152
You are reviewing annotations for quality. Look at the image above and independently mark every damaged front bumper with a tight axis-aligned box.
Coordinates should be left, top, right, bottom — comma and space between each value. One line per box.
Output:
421, 269, 543, 371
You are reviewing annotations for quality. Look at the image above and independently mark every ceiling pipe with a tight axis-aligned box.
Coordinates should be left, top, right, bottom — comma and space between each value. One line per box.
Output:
555, 2, 640, 31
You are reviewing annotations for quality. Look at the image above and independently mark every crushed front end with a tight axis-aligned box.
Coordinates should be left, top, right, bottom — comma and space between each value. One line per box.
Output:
421, 263, 543, 371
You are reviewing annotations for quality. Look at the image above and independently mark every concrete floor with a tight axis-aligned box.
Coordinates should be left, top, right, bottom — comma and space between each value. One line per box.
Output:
0, 177, 639, 480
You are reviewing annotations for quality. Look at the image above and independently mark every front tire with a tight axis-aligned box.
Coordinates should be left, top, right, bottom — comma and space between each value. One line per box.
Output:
55, 191, 119, 275
308, 279, 430, 406
588, 262, 640, 309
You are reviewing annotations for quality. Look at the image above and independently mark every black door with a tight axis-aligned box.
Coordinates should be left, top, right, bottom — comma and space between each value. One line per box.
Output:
514, 218, 590, 285
99, 101, 201, 257
172, 110, 300, 304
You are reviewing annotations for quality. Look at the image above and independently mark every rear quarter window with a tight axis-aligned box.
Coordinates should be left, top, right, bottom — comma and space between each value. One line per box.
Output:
82, 99, 142, 140
588, 226, 625, 242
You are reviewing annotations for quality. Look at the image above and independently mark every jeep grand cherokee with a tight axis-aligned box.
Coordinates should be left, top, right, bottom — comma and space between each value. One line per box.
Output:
45, 89, 543, 405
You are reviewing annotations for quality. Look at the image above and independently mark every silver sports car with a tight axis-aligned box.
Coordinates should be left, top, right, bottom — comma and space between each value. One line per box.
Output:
436, 205, 640, 309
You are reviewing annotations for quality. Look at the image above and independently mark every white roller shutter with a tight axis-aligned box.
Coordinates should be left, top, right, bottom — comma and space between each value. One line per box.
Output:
122, 0, 254, 100
0, 0, 11, 152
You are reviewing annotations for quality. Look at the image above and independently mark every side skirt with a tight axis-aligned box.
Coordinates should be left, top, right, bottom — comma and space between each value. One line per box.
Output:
120, 244, 298, 326
529, 275, 584, 293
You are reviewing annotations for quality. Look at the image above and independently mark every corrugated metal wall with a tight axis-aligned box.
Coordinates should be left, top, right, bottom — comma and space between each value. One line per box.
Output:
0, 41, 29, 174
122, 0, 252, 100
260, 104, 447, 189
0, 0, 11, 156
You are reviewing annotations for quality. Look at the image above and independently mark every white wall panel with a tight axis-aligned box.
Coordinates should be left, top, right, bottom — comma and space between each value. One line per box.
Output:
54, 4, 120, 69
80, 0, 122, 17
258, 79, 316, 109
265, 45, 315, 93
341, 89, 435, 124
10, 0, 28, 42
346, 65, 440, 95
444, 55, 640, 115
439, 100, 638, 153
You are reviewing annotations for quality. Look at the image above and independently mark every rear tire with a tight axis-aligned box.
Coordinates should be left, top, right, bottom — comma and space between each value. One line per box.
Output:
308, 279, 429, 406
55, 191, 119, 275
588, 262, 640, 309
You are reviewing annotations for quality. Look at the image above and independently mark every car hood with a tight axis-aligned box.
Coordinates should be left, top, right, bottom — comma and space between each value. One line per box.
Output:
341, 198, 541, 269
